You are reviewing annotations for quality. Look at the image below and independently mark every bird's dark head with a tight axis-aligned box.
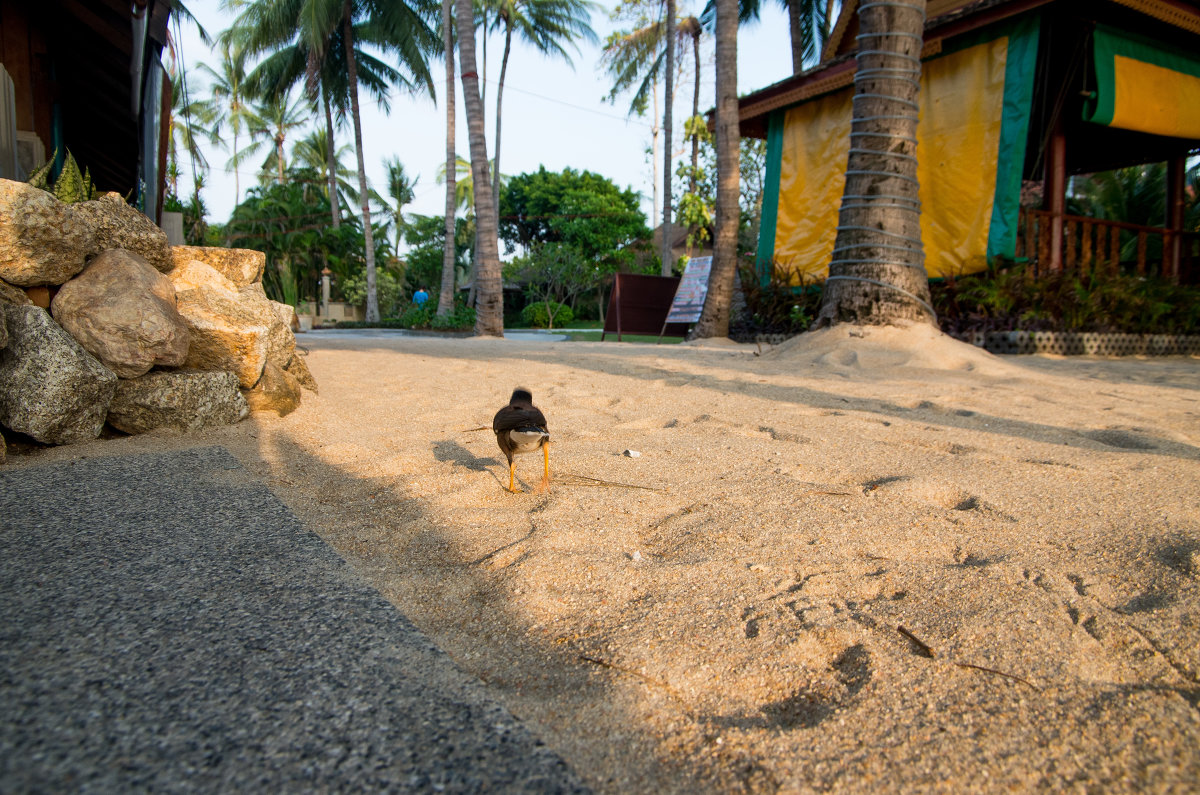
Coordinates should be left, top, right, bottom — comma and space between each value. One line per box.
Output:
510, 388, 533, 405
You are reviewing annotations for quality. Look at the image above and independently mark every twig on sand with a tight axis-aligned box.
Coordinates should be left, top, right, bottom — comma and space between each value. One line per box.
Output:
953, 662, 1042, 692
897, 625, 936, 658
560, 472, 665, 492
461, 426, 490, 432
896, 626, 1041, 691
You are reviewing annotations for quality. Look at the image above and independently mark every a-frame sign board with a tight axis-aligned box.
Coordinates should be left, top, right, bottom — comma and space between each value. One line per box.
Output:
658, 256, 712, 341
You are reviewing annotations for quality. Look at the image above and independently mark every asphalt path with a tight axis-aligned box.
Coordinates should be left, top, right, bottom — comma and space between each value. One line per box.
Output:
0, 446, 588, 793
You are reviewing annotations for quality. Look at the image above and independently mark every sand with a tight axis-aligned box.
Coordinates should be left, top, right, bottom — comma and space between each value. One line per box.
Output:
8, 323, 1200, 792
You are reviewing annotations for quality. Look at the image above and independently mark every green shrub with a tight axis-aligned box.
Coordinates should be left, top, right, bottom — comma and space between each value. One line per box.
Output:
520, 301, 574, 329
732, 262, 823, 338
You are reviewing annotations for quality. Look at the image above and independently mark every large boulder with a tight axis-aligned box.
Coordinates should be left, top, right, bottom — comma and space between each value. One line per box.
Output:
172, 274, 272, 388
50, 249, 189, 379
0, 179, 94, 287
170, 245, 265, 288
107, 370, 248, 434
242, 360, 301, 417
74, 193, 171, 272
0, 305, 116, 444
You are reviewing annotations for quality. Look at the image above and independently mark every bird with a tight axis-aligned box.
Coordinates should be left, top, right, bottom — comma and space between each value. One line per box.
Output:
492, 388, 550, 493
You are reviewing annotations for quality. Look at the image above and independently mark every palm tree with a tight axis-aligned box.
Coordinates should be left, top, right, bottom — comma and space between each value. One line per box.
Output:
383, 155, 417, 252
234, 14, 406, 228
233, 0, 439, 323
292, 128, 359, 210
438, 0, 457, 317
484, 0, 598, 230
247, 87, 309, 184
165, 68, 219, 197
702, 0, 832, 74
197, 34, 260, 208
691, 0, 738, 337
814, 0, 935, 328
456, 0, 504, 335
662, 0, 675, 276
601, 3, 707, 276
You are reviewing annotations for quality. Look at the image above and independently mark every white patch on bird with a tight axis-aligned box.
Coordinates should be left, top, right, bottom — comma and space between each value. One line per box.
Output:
507, 429, 548, 454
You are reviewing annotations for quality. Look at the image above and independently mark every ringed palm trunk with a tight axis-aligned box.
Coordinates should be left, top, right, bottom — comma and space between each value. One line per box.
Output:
322, 86, 341, 229
342, 4, 381, 323
814, 0, 935, 328
691, 0, 739, 338
437, 0, 457, 317
457, 0, 504, 336
661, 0, 675, 276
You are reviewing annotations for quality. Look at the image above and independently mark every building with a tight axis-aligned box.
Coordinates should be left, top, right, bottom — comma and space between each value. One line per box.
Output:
0, 0, 174, 220
739, 0, 1200, 284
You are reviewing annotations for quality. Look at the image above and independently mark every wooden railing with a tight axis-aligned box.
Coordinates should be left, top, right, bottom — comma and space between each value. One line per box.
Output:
1016, 208, 1198, 284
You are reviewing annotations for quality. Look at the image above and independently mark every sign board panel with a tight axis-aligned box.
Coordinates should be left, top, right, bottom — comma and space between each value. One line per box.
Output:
664, 256, 712, 323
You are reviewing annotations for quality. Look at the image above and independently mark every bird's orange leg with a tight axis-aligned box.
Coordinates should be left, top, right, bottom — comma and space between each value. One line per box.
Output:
508, 460, 517, 493
538, 443, 551, 492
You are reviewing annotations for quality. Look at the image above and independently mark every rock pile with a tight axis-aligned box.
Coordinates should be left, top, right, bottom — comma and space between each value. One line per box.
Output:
0, 179, 315, 460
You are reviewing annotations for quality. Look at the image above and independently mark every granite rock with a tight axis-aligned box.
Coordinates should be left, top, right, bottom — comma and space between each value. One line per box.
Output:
0, 179, 94, 287
107, 370, 248, 434
74, 193, 172, 272
0, 304, 116, 444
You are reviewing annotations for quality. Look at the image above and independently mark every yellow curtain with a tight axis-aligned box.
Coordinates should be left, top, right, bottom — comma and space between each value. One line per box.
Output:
772, 36, 1009, 281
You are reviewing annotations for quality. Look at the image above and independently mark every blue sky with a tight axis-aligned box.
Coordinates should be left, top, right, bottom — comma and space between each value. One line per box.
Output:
176, 0, 796, 238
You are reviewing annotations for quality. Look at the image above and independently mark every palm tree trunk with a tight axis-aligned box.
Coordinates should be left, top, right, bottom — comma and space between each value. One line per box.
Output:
457, 0, 503, 336
787, 0, 804, 75
815, 0, 934, 328
276, 134, 285, 183
233, 130, 240, 207
322, 86, 341, 230
437, 0, 457, 317
661, 0, 676, 276
691, 0, 739, 338
690, 28, 700, 195
342, 2, 381, 323
492, 24, 512, 239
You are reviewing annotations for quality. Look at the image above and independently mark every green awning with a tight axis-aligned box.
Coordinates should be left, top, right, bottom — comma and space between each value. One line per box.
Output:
1085, 25, 1200, 139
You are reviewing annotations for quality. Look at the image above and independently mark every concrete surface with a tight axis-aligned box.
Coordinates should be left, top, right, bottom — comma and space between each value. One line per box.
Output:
0, 446, 588, 793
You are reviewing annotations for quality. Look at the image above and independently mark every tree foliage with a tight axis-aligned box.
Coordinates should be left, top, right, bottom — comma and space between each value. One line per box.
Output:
498, 166, 649, 265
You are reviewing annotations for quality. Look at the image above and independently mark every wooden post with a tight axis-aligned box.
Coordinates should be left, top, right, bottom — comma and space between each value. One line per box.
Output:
1166, 155, 1186, 283
1043, 121, 1067, 272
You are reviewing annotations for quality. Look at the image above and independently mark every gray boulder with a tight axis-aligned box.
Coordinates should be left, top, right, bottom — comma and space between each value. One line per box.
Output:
74, 193, 172, 272
0, 179, 94, 287
107, 370, 248, 435
50, 249, 189, 379
0, 305, 116, 444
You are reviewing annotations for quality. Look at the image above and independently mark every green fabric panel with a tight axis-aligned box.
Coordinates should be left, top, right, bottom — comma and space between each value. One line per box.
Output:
988, 13, 1041, 261
1085, 25, 1200, 127
756, 111, 784, 285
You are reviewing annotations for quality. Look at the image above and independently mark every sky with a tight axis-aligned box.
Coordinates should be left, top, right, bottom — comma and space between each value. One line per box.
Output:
174, 1, 796, 244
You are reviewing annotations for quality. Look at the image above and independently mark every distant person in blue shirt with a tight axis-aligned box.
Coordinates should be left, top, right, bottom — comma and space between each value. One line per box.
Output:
413, 287, 429, 306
